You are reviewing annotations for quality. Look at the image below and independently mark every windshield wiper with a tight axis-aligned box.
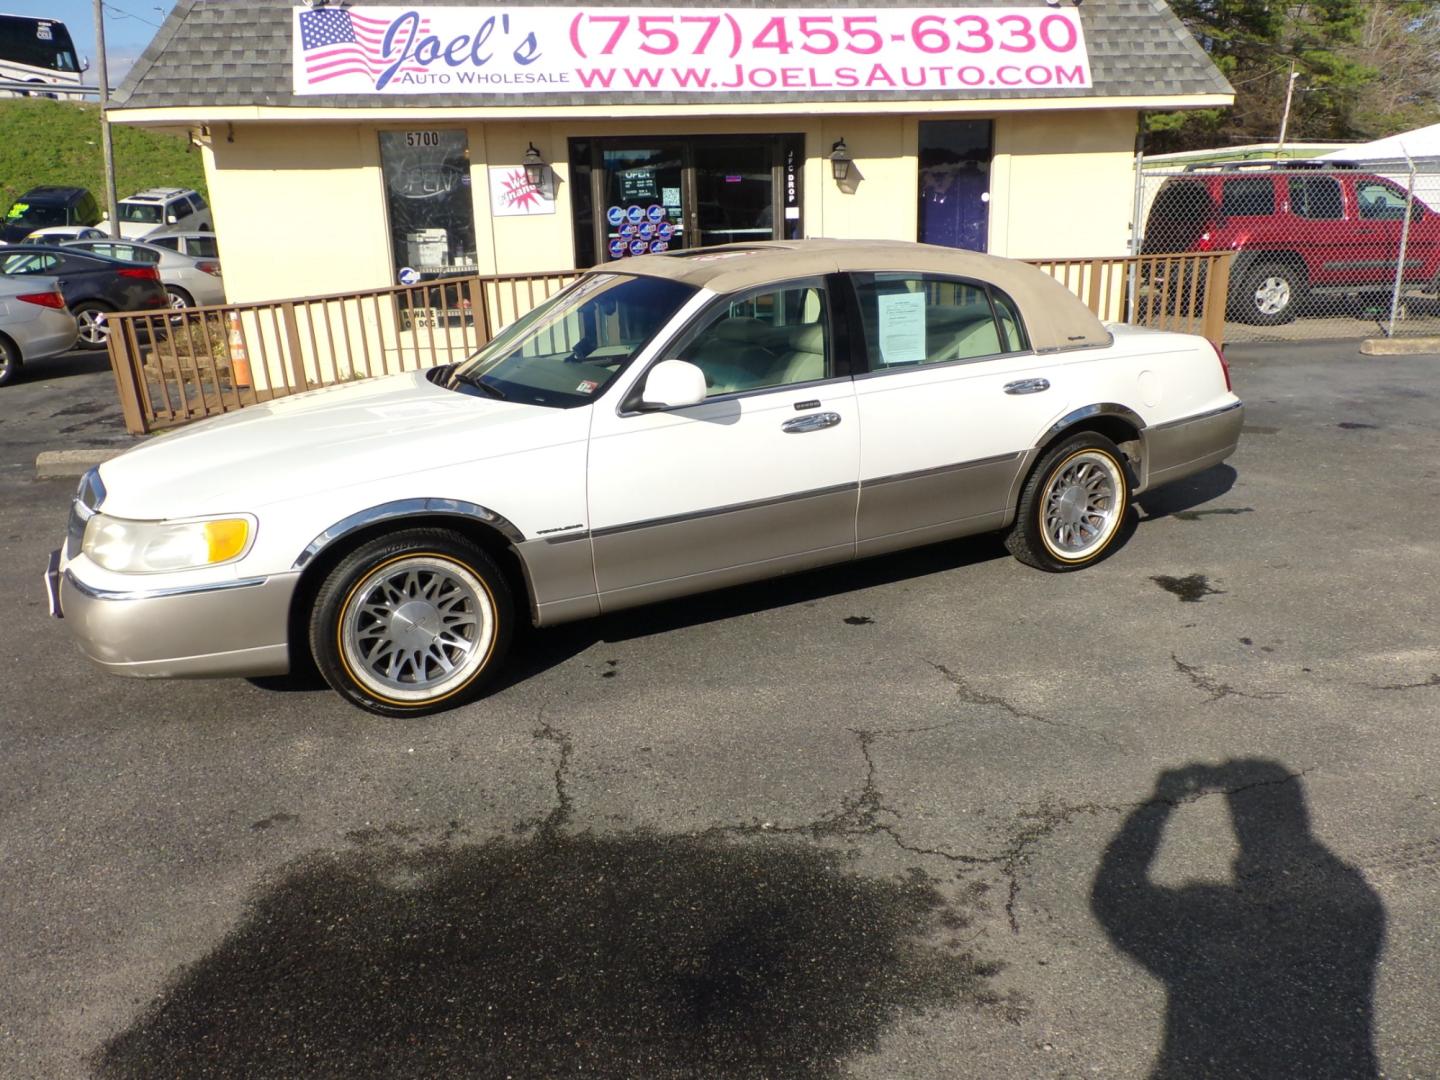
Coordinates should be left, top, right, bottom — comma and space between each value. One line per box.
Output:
450, 370, 507, 400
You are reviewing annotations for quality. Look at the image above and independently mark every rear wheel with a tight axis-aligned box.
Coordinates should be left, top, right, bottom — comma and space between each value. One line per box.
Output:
0, 335, 19, 386
309, 528, 513, 717
165, 286, 193, 310
1006, 433, 1131, 572
72, 302, 112, 350
1233, 261, 1304, 326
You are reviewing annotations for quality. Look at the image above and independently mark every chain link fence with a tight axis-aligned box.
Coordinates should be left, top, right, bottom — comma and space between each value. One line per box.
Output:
1134, 158, 1440, 342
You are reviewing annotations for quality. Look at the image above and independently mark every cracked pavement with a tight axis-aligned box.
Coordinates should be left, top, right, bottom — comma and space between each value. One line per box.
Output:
4, 341, 1440, 1077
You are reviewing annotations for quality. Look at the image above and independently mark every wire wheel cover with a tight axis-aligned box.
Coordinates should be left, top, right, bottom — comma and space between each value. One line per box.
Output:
1042, 451, 1122, 558
341, 555, 493, 700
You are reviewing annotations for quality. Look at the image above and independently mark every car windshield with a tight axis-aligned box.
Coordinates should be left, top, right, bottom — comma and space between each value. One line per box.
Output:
448, 273, 695, 408
5, 203, 65, 228
119, 202, 163, 224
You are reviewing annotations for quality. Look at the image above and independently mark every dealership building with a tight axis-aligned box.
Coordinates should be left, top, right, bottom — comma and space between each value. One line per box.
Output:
109, 0, 1230, 305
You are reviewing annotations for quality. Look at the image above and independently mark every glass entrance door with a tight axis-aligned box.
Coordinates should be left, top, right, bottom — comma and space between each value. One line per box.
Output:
601, 144, 687, 260
576, 135, 802, 265
693, 141, 775, 247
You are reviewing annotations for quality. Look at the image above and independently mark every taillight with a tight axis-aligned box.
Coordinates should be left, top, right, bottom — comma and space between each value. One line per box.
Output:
196, 260, 221, 277
118, 266, 160, 281
1194, 231, 1214, 251
17, 291, 66, 309
1208, 339, 1232, 391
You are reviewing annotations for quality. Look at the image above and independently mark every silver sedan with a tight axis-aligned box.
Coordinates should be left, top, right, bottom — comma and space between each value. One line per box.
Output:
0, 273, 79, 386
61, 238, 225, 310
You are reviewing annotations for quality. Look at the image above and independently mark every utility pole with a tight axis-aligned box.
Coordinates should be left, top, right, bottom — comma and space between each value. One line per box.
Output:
92, 0, 119, 237
1276, 61, 1299, 155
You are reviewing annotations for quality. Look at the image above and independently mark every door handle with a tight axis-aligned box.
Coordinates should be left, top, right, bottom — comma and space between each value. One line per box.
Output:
782, 411, 841, 433
1004, 378, 1050, 395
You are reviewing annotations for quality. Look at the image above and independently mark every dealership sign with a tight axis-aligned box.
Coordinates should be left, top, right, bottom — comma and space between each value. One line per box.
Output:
292, 7, 1092, 95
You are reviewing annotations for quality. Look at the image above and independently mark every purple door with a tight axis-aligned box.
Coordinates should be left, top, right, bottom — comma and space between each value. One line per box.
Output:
918, 121, 992, 252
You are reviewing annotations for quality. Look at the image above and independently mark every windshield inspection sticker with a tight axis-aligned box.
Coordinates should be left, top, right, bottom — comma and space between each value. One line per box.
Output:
576, 380, 599, 394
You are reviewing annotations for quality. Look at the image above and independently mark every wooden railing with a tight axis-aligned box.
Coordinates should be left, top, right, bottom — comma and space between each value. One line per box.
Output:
1029, 250, 1233, 343
104, 271, 578, 434
104, 252, 1231, 435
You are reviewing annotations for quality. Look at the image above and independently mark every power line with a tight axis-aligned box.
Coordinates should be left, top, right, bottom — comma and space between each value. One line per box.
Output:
101, 2, 162, 29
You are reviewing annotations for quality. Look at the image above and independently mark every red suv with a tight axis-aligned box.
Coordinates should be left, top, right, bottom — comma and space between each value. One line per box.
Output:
1143, 162, 1440, 325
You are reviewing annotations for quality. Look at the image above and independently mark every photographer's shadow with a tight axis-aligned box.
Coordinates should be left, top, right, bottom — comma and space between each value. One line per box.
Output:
1091, 760, 1385, 1079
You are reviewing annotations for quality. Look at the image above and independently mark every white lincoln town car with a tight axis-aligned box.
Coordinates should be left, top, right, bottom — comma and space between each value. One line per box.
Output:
48, 241, 1242, 716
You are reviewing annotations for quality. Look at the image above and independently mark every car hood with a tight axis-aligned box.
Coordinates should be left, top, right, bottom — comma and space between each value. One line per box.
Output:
0, 222, 39, 244
97, 370, 587, 518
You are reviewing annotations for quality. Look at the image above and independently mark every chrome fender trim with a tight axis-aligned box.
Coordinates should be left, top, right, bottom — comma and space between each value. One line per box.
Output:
1037, 402, 1147, 447
292, 499, 526, 569
1010, 403, 1149, 514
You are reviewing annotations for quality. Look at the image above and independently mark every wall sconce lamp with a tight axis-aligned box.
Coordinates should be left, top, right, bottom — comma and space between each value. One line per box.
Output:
523, 143, 547, 188
829, 138, 852, 183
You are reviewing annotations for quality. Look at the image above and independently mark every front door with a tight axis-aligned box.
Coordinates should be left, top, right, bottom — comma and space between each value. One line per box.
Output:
586, 277, 858, 611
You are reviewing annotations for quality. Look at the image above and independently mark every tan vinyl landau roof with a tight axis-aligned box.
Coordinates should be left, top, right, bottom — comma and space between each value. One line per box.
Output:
611, 240, 1112, 353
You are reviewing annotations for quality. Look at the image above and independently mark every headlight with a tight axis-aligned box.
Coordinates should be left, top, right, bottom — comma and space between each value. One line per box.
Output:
82, 513, 255, 573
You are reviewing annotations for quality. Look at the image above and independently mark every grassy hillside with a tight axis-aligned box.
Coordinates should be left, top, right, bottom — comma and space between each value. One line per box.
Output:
0, 98, 207, 218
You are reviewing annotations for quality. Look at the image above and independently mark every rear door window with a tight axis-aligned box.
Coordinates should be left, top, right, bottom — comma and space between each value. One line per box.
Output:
852, 273, 1024, 370
1221, 178, 1275, 217
1289, 177, 1342, 219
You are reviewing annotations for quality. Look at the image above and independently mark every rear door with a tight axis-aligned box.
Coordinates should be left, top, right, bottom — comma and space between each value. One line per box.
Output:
847, 272, 1069, 558
1287, 175, 1347, 287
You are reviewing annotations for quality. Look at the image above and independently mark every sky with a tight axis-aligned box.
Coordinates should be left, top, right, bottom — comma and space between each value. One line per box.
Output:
4, 0, 178, 85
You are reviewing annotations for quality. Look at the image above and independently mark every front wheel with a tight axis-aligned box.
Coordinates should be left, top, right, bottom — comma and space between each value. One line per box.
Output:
1005, 433, 1131, 572
309, 529, 513, 717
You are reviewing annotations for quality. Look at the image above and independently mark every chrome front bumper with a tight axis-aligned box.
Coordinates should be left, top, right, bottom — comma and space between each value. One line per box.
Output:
50, 553, 298, 679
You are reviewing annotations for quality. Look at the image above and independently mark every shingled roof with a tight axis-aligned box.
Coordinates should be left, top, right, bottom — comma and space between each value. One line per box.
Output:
112, 0, 1232, 111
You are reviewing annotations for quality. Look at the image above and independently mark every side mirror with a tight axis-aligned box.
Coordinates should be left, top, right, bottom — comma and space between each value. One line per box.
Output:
81, 56, 91, 72
166, 213, 179, 224
640, 359, 707, 409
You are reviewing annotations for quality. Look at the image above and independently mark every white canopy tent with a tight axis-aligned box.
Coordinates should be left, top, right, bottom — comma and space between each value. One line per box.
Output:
1321, 123, 1440, 165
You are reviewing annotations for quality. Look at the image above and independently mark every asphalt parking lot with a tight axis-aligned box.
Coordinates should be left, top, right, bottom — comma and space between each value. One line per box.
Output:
2, 339, 1439, 1078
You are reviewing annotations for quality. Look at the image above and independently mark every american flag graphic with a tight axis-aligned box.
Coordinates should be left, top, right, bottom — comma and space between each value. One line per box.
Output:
298, 8, 430, 86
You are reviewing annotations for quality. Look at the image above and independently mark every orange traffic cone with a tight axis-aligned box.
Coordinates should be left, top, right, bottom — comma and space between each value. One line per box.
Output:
227, 311, 252, 389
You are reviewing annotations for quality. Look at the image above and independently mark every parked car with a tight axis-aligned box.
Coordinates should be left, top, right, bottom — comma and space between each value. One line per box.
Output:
47, 240, 1243, 716
1, 186, 101, 244
100, 187, 212, 240
1142, 161, 1440, 325
22, 225, 107, 244
0, 274, 77, 385
62, 237, 224, 309
145, 230, 220, 260
0, 245, 167, 349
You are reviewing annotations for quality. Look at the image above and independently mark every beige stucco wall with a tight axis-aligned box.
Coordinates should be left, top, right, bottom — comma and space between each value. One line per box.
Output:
989, 108, 1138, 258
200, 108, 1139, 304
201, 124, 392, 303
